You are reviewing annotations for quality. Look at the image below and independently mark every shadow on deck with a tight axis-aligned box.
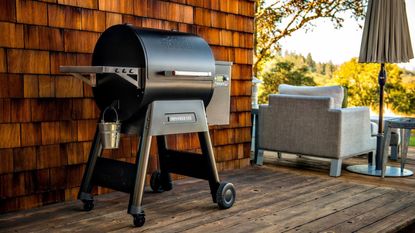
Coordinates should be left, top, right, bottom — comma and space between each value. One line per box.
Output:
1, 148, 415, 232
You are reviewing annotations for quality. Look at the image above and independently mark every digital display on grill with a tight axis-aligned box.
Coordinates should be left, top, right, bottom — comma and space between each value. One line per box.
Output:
214, 75, 230, 87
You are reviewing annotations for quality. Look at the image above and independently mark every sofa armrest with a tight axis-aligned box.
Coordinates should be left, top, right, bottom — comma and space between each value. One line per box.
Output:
329, 107, 376, 156
370, 122, 378, 136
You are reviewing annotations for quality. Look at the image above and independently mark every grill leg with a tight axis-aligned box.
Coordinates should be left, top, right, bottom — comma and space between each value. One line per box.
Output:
78, 128, 102, 205
128, 112, 152, 219
156, 136, 173, 191
157, 136, 168, 173
198, 131, 220, 203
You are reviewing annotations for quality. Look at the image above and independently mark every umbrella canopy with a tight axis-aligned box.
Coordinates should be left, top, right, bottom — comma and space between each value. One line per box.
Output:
359, 0, 414, 63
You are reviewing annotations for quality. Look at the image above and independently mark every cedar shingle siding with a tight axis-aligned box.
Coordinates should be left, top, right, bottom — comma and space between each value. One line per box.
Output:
0, 0, 254, 213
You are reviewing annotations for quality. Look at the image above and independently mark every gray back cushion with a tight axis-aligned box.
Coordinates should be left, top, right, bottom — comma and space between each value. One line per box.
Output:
278, 84, 345, 109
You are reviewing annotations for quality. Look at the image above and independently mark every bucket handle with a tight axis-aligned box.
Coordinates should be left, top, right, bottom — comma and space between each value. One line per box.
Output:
101, 106, 119, 123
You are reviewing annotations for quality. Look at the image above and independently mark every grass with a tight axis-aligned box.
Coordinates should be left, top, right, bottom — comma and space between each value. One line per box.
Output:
411, 136, 415, 147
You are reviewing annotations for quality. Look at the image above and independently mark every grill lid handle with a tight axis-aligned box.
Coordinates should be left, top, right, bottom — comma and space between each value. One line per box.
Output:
164, 71, 212, 77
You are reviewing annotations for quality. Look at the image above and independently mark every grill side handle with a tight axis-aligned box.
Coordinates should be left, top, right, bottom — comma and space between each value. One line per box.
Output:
163, 70, 212, 77
59, 66, 143, 88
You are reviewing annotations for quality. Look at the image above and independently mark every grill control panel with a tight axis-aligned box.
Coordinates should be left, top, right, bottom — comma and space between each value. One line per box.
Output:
206, 61, 232, 125
214, 75, 230, 87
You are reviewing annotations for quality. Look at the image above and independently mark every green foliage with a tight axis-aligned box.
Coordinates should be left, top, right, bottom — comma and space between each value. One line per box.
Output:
410, 135, 415, 147
306, 53, 316, 72
331, 58, 415, 114
330, 58, 379, 107
258, 53, 415, 115
258, 54, 316, 103
254, 0, 366, 75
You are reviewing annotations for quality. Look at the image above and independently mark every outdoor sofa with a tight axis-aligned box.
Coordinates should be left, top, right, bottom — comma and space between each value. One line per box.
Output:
257, 84, 377, 176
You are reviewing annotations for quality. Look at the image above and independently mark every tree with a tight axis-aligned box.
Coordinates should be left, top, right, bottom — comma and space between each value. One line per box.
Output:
254, 0, 366, 76
330, 58, 415, 114
329, 58, 378, 107
324, 61, 335, 78
259, 54, 415, 115
306, 53, 316, 72
383, 66, 415, 114
316, 62, 325, 74
258, 58, 316, 103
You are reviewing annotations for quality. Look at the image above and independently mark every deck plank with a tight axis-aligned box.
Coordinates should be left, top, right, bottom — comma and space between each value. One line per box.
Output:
0, 168, 255, 231
53, 172, 294, 232
325, 194, 415, 233
201, 185, 380, 233
1, 148, 415, 232
137, 177, 333, 233
284, 189, 408, 233
253, 187, 393, 233
356, 201, 415, 233
177, 182, 361, 232
263, 149, 415, 192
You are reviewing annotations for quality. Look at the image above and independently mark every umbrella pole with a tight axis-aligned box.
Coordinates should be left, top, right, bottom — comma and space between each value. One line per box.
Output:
347, 63, 412, 177
375, 63, 386, 170
347, 0, 413, 177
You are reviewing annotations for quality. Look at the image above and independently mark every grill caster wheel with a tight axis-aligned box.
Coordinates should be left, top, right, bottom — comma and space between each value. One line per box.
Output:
82, 200, 94, 211
161, 172, 173, 191
150, 171, 163, 193
133, 213, 145, 227
216, 182, 235, 209
150, 171, 172, 193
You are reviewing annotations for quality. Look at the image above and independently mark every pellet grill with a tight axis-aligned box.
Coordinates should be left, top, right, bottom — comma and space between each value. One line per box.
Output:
60, 24, 235, 227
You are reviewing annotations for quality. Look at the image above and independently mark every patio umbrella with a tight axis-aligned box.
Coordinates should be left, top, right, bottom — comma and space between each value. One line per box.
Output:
347, 0, 414, 177
359, 0, 413, 64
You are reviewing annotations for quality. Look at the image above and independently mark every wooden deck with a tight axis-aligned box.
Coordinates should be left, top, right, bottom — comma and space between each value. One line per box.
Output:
1, 148, 415, 233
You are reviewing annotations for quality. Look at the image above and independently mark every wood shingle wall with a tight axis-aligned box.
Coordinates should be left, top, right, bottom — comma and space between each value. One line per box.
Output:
0, 0, 254, 213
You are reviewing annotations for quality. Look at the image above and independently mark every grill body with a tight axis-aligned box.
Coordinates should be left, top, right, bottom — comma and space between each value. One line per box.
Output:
92, 24, 215, 132
60, 25, 236, 227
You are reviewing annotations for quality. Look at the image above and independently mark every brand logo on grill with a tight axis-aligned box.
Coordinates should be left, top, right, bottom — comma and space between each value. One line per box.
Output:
166, 113, 196, 123
160, 36, 193, 49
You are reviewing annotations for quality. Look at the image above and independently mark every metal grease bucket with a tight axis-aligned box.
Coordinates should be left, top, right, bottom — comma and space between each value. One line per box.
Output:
99, 106, 121, 149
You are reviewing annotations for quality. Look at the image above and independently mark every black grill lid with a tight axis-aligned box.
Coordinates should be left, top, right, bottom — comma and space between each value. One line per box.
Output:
92, 24, 215, 125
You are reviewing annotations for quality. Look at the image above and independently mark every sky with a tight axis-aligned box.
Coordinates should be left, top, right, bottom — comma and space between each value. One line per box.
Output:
279, 0, 415, 71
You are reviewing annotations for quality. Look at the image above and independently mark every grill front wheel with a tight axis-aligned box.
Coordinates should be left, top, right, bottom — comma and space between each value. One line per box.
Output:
133, 213, 145, 227
82, 200, 94, 211
216, 182, 236, 209
150, 171, 172, 193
